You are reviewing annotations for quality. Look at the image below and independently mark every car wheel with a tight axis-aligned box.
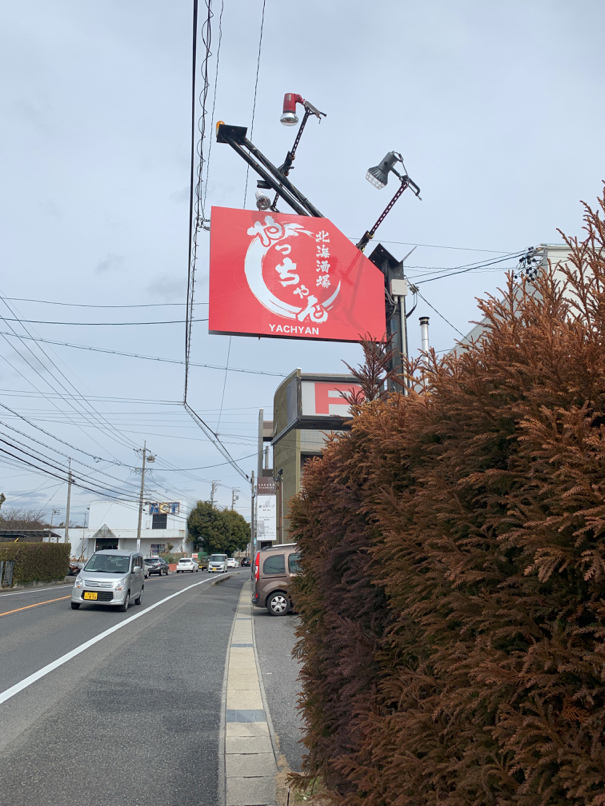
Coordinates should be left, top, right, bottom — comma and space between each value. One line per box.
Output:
71, 602, 80, 610
267, 592, 289, 617
120, 590, 130, 613
135, 587, 143, 606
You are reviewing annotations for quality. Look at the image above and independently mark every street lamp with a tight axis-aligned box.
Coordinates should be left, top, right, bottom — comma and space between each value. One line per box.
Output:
357, 151, 421, 252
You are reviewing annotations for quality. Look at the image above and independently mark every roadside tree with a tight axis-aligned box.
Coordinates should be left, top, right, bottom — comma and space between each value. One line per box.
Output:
188, 502, 249, 556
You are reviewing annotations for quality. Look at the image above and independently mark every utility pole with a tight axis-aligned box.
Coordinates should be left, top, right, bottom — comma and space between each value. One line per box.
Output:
231, 488, 240, 510
136, 442, 155, 552
65, 458, 72, 546
210, 481, 219, 507
250, 470, 255, 569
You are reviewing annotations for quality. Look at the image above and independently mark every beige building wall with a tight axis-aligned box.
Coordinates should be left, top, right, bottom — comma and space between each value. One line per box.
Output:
272, 370, 348, 542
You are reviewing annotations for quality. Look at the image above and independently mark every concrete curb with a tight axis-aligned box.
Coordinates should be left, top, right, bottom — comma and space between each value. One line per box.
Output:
223, 579, 278, 806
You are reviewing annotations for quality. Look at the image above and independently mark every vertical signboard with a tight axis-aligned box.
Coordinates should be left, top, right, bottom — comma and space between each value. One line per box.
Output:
256, 476, 277, 544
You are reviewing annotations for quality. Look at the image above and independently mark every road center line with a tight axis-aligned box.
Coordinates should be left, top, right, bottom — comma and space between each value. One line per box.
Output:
0, 595, 71, 617
0, 573, 229, 706
0, 584, 73, 598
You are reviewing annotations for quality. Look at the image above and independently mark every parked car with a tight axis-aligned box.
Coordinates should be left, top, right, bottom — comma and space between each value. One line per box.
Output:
144, 556, 169, 577
252, 544, 300, 616
208, 553, 228, 573
227, 558, 238, 568
240, 557, 250, 568
71, 550, 145, 612
176, 557, 199, 573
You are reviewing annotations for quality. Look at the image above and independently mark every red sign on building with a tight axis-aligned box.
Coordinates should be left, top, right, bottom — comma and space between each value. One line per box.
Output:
209, 207, 385, 343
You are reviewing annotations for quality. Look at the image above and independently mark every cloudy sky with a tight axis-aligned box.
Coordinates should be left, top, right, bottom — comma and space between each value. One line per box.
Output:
1, 0, 604, 522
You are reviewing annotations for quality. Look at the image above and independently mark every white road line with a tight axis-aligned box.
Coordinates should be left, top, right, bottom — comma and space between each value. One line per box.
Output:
0, 585, 73, 598
0, 573, 228, 706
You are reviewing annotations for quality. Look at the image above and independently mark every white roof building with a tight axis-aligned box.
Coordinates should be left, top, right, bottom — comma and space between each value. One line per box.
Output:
51, 498, 193, 560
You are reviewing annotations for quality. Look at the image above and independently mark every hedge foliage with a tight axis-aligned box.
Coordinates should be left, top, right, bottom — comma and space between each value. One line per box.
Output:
0, 542, 70, 585
289, 191, 605, 806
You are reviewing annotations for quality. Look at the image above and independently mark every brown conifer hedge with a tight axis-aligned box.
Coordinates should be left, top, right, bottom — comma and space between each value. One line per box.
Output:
290, 191, 605, 806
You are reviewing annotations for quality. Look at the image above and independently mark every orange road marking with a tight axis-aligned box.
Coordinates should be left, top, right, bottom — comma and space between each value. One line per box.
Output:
0, 595, 71, 618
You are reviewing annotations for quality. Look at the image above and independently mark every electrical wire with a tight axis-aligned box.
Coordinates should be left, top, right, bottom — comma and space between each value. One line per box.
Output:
415, 291, 466, 338
0, 298, 207, 309
0, 330, 286, 377
0, 329, 124, 461
242, 0, 266, 208
351, 238, 513, 255
0, 420, 141, 491
0, 290, 145, 456
0, 316, 209, 326
201, 0, 224, 215
185, 0, 213, 402
413, 251, 527, 285
216, 337, 231, 432
181, 0, 252, 483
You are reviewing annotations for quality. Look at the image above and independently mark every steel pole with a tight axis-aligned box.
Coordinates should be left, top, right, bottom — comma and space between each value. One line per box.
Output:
65, 458, 72, 545
250, 470, 255, 573
400, 295, 409, 395
136, 441, 146, 552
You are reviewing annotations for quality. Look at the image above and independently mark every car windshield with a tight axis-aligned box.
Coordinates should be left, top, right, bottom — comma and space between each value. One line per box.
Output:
146, 558, 159, 563
210, 555, 226, 562
84, 554, 130, 574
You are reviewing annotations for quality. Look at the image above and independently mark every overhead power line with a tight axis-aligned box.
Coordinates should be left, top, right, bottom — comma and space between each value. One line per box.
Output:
414, 251, 527, 285
181, 0, 251, 484
0, 317, 209, 327
0, 330, 286, 377
0, 294, 139, 457
242, 0, 266, 207
415, 291, 466, 338
1, 297, 207, 309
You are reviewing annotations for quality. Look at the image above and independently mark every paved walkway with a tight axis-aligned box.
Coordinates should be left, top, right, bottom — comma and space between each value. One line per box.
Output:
223, 579, 279, 806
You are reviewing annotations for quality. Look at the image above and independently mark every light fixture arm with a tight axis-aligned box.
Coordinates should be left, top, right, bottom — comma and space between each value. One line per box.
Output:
269, 106, 314, 210
269, 100, 325, 211
356, 174, 421, 252
216, 123, 324, 218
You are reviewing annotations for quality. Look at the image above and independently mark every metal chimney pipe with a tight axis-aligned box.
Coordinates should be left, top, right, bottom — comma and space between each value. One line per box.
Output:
419, 316, 430, 356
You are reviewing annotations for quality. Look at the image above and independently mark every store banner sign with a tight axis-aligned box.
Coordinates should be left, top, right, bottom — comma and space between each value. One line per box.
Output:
256, 495, 277, 542
209, 207, 386, 342
149, 502, 180, 515
301, 380, 362, 418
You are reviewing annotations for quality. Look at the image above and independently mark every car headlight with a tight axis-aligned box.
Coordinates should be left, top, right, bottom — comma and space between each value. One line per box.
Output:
113, 580, 127, 591
74, 576, 84, 588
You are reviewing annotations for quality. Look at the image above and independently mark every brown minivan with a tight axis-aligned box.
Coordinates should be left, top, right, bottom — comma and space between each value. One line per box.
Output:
252, 543, 301, 616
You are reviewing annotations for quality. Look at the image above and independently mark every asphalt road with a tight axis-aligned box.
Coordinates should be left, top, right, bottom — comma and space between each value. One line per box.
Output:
0, 570, 248, 806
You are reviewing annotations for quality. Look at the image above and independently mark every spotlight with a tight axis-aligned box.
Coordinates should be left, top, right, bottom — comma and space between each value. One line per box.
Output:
366, 151, 402, 189
280, 93, 304, 126
255, 190, 271, 210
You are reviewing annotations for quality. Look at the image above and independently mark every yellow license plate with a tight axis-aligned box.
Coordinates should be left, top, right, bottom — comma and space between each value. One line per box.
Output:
83, 592, 98, 600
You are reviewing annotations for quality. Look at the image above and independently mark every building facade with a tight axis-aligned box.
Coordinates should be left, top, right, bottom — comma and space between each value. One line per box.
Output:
271, 370, 361, 542
51, 499, 192, 560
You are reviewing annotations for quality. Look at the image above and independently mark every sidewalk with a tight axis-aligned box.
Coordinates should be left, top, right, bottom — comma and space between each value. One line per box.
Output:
223, 579, 279, 806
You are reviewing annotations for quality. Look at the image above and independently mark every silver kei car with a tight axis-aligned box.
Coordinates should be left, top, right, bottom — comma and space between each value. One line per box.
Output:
207, 553, 228, 573
71, 550, 145, 612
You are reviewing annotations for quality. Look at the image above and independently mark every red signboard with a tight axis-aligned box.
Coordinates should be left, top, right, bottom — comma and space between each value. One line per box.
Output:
209, 207, 386, 342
